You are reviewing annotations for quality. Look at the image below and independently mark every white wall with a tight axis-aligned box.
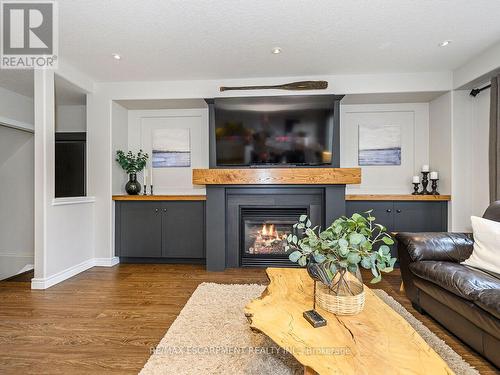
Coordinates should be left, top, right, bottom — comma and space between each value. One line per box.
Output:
89, 72, 454, 262
32, 69, 97, 289
429, 92, 452, 195
471, 87, 490, 217
112, 102, 129, 194
0, 86, 34, 127
97, 72, 452, 100
88, 88, 114, 262
341, 103, 429, 194
55, 104, 86, 132
450, 40, 499, 231
447, 89, 491, 232
0, 86, 34, 280
127, 109, 209, 195
450, 91, 474, 232
0, 126, 34, 280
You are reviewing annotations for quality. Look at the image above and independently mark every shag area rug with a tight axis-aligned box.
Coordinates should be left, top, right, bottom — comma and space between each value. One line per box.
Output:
140, 283, 479, 375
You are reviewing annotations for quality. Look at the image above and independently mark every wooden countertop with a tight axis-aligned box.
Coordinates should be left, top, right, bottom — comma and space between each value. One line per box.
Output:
112, 194, 450, 202
112, 195, 207, 201
345, 194, 451, 201
192, 168, 361, 185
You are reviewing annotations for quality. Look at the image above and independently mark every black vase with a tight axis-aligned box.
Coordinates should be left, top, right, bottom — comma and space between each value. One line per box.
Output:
125, 173, 141, 195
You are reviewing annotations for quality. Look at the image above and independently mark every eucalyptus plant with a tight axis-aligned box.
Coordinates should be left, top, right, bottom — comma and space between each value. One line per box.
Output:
286, 211, 396, 286
116, 150, 149, 174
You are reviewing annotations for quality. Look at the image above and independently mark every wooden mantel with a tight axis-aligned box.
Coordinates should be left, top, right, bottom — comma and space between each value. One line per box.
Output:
192, 168, 361, 185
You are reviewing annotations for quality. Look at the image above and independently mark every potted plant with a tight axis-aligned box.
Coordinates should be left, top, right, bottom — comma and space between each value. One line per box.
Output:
116, 150, 149, 195
286, 211, 396, 315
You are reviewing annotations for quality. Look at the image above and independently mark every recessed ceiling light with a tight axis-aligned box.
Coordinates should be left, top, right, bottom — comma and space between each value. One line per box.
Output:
112, 53, 121, 60
271, 47, 282, 54
438, 40, 452, 47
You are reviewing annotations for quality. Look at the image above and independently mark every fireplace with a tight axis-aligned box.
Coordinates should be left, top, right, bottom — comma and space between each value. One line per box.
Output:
208, 186, 342, 271
240, 207, 308, 267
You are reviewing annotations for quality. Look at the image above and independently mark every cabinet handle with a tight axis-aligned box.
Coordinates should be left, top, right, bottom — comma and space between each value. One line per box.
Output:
163, 208, 167, 212
386, 209, 392, 213
396, 209, 402, 213
155, 208, 159, 213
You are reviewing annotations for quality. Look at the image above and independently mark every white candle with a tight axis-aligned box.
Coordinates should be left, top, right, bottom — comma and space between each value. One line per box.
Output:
150, 166, 153, 186
422, 165, 430, 172
430, 171, 438, 180
412, 176, 420, 183
144, 169, 148, 186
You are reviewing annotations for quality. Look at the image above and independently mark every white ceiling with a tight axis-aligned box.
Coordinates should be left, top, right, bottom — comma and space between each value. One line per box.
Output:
57, 0, 500, 82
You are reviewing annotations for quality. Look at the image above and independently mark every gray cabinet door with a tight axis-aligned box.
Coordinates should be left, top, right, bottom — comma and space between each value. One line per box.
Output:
119, 202, 162, 257
346, 201, 394, 231
393, 202, 446, 232
162, 202, 205, 258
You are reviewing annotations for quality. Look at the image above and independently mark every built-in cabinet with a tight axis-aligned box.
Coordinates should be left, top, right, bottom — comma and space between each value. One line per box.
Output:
115, 201, 205, 261
346, 200, 448, 258
114, 196, 448, 265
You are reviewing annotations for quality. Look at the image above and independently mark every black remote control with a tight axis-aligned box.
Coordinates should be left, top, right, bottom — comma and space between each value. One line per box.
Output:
303, 309, 327, 328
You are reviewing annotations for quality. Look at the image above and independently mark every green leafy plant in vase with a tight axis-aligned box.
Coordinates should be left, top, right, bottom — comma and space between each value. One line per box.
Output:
116, 150, 149, 195
286, 211, 396, 315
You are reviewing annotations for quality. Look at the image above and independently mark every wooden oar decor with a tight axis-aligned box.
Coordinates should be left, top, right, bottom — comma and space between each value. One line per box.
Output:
219, 80, 328, 92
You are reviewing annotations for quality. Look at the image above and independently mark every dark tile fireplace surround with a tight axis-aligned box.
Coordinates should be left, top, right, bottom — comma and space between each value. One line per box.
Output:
205, 186, 346, 271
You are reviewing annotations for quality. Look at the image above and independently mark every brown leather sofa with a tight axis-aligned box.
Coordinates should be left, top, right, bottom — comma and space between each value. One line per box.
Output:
396, 202, 500, 368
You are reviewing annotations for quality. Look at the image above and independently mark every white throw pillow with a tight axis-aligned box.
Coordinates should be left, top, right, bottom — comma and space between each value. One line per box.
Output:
461, 216, 500, 275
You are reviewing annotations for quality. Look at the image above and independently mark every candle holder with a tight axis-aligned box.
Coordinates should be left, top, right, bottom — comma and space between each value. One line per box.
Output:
430, 179, 440, 195
150, 185, 154, 195
420, 172, 431, 195
412, 183, 420, 195
143, 185, 147, 195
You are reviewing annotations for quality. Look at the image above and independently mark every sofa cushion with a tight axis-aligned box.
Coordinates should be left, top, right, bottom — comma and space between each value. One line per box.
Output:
414, 278, 500, 341
409, 261, 500, 303
476, 289, 500, 320
462, 216, 500, 275
396, 233, 473, 263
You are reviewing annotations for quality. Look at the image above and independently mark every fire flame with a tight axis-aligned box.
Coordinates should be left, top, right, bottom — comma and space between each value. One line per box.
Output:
261, 224, 279, 239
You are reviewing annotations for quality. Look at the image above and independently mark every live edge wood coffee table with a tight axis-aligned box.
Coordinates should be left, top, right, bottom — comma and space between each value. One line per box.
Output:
245, 268, 454, 375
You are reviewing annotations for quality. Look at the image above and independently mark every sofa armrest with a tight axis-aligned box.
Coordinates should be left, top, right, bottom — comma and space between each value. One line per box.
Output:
395, 232, 474, 304
395, 232, 474, 263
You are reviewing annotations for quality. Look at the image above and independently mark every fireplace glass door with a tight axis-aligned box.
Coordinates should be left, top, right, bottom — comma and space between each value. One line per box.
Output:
240, 207, 307, 266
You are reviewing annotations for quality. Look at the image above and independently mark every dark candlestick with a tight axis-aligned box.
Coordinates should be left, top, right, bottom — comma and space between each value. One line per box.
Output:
412, 183, 420, 195
420, 172, 431, 195
150, 185, 154, 195
430, 179, 440, 195
143, 185, 147, 195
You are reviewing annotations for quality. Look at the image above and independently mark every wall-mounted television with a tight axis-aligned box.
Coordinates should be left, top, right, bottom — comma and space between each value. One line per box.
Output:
212, 95, 340, 167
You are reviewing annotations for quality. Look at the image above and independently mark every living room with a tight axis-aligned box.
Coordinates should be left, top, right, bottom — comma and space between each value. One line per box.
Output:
0, 1, 499, 374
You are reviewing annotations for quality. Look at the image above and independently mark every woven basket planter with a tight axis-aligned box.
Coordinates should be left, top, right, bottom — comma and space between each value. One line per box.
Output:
315, 281, 366, 316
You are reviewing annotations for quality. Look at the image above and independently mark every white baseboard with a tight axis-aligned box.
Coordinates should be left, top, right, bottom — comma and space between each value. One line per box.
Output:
94, 256, 120, 267
31, 258, 95, 289
31, 257, 120, 289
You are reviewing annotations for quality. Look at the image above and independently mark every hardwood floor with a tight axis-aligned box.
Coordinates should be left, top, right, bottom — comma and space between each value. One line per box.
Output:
0, 265, 497, 374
